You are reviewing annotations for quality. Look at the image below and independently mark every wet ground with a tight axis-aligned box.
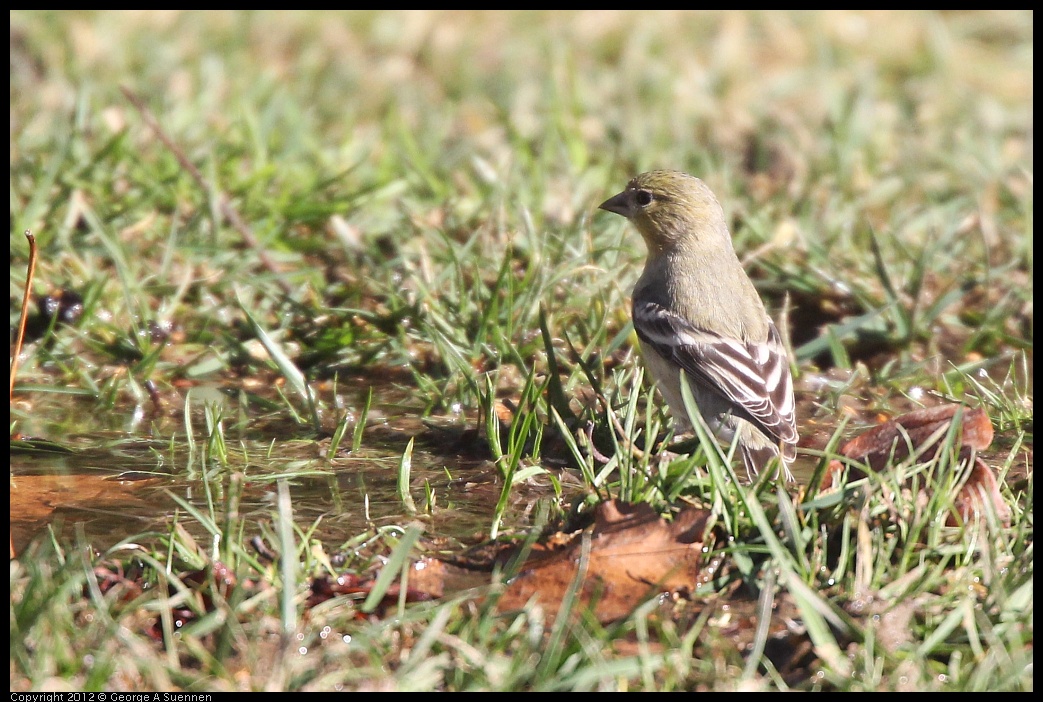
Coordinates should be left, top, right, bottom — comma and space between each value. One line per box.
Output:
10, 368, 1028, 555
10, 384, 574, 554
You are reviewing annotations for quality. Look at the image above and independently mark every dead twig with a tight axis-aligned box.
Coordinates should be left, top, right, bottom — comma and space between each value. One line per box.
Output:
120, 86, 294, 296
10, 229, 37, 402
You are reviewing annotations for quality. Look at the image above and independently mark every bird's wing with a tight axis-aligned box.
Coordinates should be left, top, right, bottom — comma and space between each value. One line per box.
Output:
633, 300, 797, 453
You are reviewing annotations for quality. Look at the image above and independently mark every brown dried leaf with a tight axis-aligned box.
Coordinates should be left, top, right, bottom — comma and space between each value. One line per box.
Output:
308, 501, 712, 624
10, 473, 163, 553
822, 404, 1009, 526
493, 500, 711, 622
838, 404, 991, 471
949, 454, 1012, 526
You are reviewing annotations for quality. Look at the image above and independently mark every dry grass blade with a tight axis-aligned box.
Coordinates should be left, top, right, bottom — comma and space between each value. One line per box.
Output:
10, 230, 37, 402
119, 86, 293, 295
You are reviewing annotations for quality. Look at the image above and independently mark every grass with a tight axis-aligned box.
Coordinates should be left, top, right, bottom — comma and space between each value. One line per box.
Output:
10, 10, 1033, 692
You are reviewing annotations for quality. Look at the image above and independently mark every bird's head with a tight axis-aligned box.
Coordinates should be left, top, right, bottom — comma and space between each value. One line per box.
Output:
599, 170, 727, 255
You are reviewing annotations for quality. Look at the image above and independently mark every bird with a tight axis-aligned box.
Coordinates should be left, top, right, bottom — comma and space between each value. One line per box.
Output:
598, 170, 797, 481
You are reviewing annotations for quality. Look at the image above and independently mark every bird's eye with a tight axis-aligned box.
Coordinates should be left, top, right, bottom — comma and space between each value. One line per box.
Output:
635, 189, 654, 207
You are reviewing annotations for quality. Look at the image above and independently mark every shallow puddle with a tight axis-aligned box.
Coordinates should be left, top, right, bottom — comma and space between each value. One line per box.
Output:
10, 386, 572, 555
10, 374, 1027, 555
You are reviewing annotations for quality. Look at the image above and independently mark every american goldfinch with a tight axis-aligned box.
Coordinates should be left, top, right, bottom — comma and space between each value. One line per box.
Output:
599, 170, 797, 480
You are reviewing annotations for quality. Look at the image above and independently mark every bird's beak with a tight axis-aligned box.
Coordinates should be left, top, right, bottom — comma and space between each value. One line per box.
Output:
598, 190, 631, 217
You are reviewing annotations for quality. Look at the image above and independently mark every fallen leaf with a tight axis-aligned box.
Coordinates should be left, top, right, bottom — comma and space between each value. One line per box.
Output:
822, 404, 1009, 525
10, 473, 163, 553
493, 500, 711, 622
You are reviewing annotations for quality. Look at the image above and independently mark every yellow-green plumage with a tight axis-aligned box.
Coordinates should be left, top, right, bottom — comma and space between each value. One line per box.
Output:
599, 170, 797, 479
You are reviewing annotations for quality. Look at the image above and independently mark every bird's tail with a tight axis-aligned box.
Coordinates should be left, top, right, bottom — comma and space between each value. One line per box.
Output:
741, 443, 795, 484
